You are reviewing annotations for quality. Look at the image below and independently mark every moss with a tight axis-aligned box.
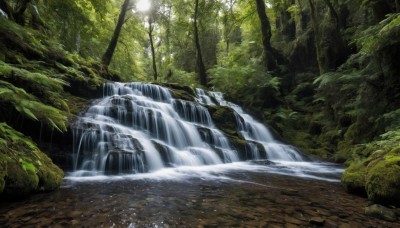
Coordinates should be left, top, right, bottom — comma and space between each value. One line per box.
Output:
207, 105, 237, 135
35, 153, 64, 192
0, 154, 7, 193
341, 136, 400, 206
64, 93, 89, 117
169, 88, 195, 101
4, 161, 39, 196
365, 153, 400, 206
341, 161, 368, 196
0, 123, 64, 196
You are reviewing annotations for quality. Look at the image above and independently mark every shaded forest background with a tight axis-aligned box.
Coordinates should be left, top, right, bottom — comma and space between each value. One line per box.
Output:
0, 0, 400, 205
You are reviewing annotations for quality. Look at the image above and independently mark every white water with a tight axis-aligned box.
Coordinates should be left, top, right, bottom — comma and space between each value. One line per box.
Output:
197, 89, 304, 161
72, 83, 240, 176
70, 83, 340, 182
66, 161, 343, 183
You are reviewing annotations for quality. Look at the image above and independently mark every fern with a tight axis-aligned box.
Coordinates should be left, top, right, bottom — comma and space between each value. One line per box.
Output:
0, 122, 37, 150
0, 80, 67, 132
356, 13, 400, 55
0, 61, 70, 92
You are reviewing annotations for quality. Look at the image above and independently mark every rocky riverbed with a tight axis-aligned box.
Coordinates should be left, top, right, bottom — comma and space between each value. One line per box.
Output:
0, 162, 398, 227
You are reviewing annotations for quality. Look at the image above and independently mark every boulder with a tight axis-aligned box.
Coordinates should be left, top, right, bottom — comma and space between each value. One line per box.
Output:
0, 123, 63, 196
365, 204, 397, 222
365, 151, 400, 206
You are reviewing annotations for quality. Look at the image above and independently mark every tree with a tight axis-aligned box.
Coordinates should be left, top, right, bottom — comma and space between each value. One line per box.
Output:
308, 0, 347, 74
102, 0, 131, 67
194, 0, 208, 86
148, 14, 158, 80
254, 0, 277, 71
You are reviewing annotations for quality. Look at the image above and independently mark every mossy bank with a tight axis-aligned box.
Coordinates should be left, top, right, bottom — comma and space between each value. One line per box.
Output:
0, 17, 117, 196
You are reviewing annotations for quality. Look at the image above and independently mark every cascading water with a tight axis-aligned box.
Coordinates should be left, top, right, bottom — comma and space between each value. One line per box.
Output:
196, 89, 305, 161
71, 82, 305, 176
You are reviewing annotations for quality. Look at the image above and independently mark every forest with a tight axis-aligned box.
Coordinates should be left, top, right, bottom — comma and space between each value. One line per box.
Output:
0, 0, 400, 225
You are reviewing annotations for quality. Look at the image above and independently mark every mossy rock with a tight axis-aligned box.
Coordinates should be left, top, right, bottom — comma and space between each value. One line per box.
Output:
169, 89, 195, 101
153, 83, 195, 101
342, 143, 400, 206
4, 161, 39, 195
341, 161, 368, 196
365, 152, 400, 206
206, 105, 237, 135
0, 123, 64, 196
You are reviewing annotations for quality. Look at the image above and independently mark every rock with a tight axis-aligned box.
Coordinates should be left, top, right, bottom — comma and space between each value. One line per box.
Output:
281, 189, 299, 196
309, 217, 325, 226
341, 161, 367, 196
284, 215, 302, 225
0, 123, 63, 196
365, 204, 397, 222
365, 151, 400, 206
284, 223, 299, 228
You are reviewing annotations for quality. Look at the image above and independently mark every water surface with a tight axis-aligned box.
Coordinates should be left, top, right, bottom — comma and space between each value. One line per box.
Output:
0, 162, 396, 227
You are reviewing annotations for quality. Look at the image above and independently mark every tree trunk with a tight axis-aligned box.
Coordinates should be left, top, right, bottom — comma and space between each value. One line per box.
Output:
148, 18, 158, 81
166, 4, 172, 64
194, 0, 207, 86
254, 0, 277, 71
13, 0, 31, 25
101, 0, 130, 67
308, 0, 325, 74
323, 0, 339, 30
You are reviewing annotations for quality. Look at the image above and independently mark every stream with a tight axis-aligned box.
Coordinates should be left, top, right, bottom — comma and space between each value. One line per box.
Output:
0, 161, 397, 227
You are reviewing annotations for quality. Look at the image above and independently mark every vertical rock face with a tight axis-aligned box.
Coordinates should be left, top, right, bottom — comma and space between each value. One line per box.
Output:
70, 82, 306, 176
0, 123, 64, 196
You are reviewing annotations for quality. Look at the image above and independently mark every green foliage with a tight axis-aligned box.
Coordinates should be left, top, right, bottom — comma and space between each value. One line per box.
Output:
0, 80, 67, 132
209, 42, 280, 103
165, 66, 198, 87
355, 13, 400, 55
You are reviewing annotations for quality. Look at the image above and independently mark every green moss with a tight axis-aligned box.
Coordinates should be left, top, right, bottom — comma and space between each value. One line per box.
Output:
35, 152, 64, 192
0, 123, 64, 196
207, 105, 237, 135
341, 161, 367, 195
4, 161, 39, 195
365, 154, 400, 206
169, 88, 195, 101
0, 154, 7, 193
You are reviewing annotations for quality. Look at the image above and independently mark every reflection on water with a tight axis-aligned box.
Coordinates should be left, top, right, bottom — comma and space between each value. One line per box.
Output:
0, 162, 397, 227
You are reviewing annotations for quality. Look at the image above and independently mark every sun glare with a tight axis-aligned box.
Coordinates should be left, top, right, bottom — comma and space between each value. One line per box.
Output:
136, 0, 151, 12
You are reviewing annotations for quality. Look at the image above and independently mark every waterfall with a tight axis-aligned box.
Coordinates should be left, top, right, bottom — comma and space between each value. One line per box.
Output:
71, 83, 303, 176
204, 91, 304, 161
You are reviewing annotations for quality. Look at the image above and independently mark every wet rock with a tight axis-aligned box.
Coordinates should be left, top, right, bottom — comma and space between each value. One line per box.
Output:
365, 204, 397, 222
281, 189, 299, 196
338, 223, 353, 228
309, 216, 325, 226
284, 223, 299, 228
68, 210, 83, 218
284, 215, 302, 225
